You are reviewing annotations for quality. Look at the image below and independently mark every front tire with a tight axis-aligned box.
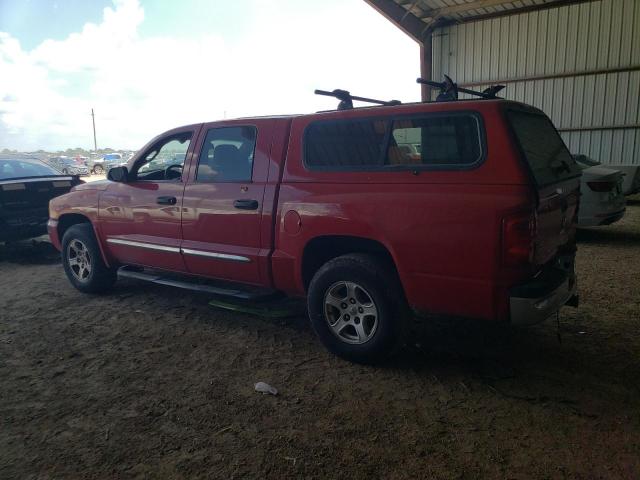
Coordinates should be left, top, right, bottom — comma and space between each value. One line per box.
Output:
61, 224, 116, 293
307, 254, 406, 363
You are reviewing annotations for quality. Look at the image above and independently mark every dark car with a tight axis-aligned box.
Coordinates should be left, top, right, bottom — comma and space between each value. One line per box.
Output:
1, 157, 83, 242
48, 156, 90, 176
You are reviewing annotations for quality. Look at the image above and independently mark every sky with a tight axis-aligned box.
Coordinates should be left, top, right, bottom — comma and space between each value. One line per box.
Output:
0, 0, 420, 151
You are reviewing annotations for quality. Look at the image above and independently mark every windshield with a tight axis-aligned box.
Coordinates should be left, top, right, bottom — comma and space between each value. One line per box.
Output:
507, 109, 582, 187
0, 158, 61, 180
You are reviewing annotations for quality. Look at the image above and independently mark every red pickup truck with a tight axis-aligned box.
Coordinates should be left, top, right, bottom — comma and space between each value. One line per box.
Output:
48, 97, 581, 362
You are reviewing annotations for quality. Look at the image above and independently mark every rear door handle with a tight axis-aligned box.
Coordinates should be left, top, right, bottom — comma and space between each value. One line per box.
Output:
157, 196, 177, 205
233, 199, 259, 210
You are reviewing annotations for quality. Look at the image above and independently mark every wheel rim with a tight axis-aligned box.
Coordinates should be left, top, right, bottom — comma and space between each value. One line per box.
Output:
67, 239, 92, 282
324, 281, 378, 345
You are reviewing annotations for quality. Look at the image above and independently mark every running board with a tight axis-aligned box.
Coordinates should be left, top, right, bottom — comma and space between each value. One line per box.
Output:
117, 266, 282, 302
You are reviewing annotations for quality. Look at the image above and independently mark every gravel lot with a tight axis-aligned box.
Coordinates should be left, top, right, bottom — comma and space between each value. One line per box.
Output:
1, 197, 639, 479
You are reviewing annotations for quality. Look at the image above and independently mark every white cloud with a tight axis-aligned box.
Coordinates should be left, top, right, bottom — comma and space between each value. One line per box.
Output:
0, 0, 420, 151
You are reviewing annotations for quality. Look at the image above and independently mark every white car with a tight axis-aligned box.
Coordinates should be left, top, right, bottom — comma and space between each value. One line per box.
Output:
88, 153, 125, 174
574, 154, 640, 196
573, 155, 626, 227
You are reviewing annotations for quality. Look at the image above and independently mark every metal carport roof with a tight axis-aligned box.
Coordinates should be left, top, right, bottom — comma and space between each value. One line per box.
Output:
364, 0, 603, 100
364, 0, 595, 42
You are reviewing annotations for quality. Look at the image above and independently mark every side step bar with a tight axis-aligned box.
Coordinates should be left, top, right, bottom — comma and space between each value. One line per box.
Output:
117, 266, 282, 302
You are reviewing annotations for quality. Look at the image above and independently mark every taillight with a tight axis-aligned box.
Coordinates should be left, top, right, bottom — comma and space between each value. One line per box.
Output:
502, 211, 536, 267
586, 181, 615, 192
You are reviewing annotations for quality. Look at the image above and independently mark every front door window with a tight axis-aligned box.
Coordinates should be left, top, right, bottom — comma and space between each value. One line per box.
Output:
135, 133, 192, 181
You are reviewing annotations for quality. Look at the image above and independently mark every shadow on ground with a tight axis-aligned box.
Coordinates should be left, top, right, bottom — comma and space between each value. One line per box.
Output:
0, 237, 60, 265
0, 200, 638, 479
577, 225, 640, 246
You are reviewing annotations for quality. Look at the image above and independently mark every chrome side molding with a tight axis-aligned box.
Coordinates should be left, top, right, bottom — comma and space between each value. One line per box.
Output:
106, 238, 180, 253
106, 238, 250, 263
180, 248, 250, 263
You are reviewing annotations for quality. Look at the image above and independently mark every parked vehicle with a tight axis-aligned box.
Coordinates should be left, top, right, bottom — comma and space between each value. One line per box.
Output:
74, 155, 89, 167
138, 152, 185, 173
88, 153, 125, 174
48, 89, 581, 362
47, 156, 90, 176
571, 155, 626, 227
1, 157, 83, 242
574, 154, 640, 196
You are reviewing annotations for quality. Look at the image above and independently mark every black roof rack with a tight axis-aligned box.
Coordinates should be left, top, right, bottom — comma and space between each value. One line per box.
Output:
417, 75, 505, 102
314, 89, 401, 111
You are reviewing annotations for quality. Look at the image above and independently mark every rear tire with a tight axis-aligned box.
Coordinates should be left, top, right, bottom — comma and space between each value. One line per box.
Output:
307, 254, 407, 363
61, 224, 116, 293
93, 165, 104, 175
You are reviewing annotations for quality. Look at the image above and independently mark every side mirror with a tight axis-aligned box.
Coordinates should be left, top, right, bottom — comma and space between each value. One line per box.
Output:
107, 166, 128, 182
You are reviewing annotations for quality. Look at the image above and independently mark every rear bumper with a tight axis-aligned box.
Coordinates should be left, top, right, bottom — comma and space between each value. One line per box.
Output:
510, 255, 578, 326
0, 211, 48, 242
596, 208, 625, 226
0, 223, 48, 242
579, 208, 625, 227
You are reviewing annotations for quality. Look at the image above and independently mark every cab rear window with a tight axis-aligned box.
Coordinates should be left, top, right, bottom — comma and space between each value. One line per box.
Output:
506, 109, 581, 187
304, 113, 484, 171
304, 119, 387, 169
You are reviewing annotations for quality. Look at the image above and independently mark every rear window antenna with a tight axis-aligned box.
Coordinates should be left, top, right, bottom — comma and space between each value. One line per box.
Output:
314, 89, 401, 110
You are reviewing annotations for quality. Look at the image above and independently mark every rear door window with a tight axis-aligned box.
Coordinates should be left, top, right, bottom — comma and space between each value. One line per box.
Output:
195, 126, 257, 182
506, 109, 581, 186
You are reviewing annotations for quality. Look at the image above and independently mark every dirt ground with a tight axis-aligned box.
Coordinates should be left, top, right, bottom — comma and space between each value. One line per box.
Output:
1, 198, 639, 480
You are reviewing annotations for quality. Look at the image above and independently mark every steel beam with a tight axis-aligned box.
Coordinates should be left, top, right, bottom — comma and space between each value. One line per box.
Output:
363, 0, 426, 43
420, 34, 433, 102
421, 0, 518, 22
558, 124, 640, 133
433, 0, 598, 26
459, 65, 640, 88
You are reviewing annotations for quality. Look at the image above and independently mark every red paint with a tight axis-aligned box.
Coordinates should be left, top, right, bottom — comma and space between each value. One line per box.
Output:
283, 211, 302, 235
49, 99, 579, 322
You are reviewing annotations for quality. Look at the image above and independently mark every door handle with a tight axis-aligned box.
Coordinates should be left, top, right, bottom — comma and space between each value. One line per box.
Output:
157, 196, 177, 205
233, 199, 259, 210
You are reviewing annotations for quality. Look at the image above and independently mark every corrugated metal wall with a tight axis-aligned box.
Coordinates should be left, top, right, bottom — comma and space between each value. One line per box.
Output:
431, 0, 640, 165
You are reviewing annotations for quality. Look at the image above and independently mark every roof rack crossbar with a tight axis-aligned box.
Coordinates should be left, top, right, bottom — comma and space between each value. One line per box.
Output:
417, 75, 505, 101
314, 89, 401, 111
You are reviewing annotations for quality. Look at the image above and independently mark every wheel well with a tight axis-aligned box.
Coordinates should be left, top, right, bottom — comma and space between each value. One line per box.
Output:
58, 213, 91, 241
301, 236, 399, 291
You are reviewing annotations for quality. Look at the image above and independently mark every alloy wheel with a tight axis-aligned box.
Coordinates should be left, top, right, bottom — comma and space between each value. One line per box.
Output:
324, 281, 378, 345
67, 239, 92, 282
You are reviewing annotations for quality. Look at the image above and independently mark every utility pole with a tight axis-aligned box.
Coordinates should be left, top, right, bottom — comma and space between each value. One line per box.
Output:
91, 108, 97, 151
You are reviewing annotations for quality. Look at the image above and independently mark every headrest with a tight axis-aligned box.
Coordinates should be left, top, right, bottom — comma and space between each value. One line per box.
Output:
213, 144, 240, 163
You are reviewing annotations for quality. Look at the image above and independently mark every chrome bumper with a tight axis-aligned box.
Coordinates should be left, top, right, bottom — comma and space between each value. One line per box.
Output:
510, 255, 578, 326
